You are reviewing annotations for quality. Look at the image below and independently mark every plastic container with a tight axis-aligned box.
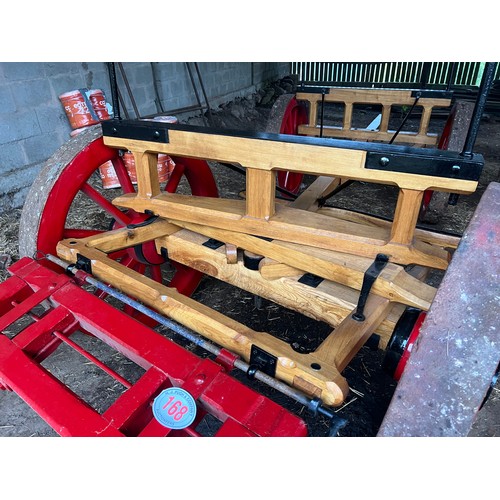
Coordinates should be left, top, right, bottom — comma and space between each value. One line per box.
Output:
88, 89, 111, 121
59, 90, 99, 129
157, 153, 175, 182
98, 160, 120, 189
123, 152, 175, 184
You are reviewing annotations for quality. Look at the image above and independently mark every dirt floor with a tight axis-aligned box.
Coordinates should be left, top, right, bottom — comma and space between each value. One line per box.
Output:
0, 79, 499, 437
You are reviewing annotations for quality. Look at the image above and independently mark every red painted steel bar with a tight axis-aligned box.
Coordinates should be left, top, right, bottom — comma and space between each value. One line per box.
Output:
0, 257, 308, 437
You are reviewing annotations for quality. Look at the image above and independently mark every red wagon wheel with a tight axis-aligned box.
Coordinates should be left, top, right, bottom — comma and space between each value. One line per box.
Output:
265, 94, 309, 195
19, 125, 219, 299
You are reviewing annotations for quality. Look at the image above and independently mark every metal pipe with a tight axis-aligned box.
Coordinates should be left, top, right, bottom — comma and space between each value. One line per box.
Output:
461, 62, 498, 158
118, 62, 141, 119
150, 62, 165, 114
44, 253, 343, 426
186, 62, 208, 126
106, 63, 121, 120
194, 63, 214, 125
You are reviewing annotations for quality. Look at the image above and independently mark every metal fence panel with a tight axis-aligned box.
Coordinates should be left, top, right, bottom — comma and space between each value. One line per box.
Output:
291, 62, 499, 88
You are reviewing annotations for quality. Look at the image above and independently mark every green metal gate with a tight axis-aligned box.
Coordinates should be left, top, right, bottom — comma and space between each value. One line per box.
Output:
290, 62, 499, 89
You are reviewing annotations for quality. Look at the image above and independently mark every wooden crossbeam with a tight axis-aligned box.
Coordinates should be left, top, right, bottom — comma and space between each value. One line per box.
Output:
296, 88, 451, 146
56, 239, 350, 407
112, 192, 451, 269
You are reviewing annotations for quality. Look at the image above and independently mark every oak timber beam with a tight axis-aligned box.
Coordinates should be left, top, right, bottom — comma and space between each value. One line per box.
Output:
111, 192, 451, 269
164, 219, 437, 310
56, 239, 350, 407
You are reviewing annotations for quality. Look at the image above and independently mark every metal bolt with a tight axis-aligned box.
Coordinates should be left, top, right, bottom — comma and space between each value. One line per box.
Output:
379, 157, 390, 167
452, 165, 461, 173
153, 130, 160, 138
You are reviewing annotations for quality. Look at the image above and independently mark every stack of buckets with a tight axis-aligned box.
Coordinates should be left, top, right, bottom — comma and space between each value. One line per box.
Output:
59, 89, 177, 189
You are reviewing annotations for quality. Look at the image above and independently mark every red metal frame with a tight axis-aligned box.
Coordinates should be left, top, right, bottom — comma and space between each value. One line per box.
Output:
0, 257, 308, 437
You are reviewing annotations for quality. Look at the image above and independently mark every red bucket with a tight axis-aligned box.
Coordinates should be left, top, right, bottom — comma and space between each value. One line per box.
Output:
59, 90, 99, 129
98, 160, 120, 189
88, 89, 111, 121
123, 152, 175, 184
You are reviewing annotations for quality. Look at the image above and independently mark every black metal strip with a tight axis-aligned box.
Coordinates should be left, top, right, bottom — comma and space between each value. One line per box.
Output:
352, 254, 389, 322
101, 119, 484, 181
298, 273, 324, 288
202, 238, 224, 250
249, 345, 277, 378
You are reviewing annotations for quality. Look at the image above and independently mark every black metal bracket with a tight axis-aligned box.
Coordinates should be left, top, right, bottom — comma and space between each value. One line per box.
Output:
249, 345, 277, 378
352, 254, 389, 322
365, 151, 482, 181
102, 119, 169, 143
202, 238, 225, 250
298, 273, 324, 288
75, 254, 92, 274
126, 211, 159, 229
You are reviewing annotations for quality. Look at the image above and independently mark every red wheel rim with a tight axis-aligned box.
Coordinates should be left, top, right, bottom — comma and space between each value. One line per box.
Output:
394, 311, 426, 381
36, 136, 218, 298
276, 97, 308, 195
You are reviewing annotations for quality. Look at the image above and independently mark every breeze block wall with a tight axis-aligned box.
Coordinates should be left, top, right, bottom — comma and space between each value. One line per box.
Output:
0, 61, 290, 212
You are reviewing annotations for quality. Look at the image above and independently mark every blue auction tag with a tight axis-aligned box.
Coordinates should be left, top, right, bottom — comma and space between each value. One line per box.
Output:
152, 387, 197, 430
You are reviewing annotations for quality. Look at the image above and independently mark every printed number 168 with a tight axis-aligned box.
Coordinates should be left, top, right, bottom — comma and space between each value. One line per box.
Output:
162, 396, 189, 421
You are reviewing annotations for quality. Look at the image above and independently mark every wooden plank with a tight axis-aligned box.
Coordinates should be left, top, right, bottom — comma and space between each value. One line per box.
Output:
159, 226, 410, 349
56, 239, 350, 407
155, 228, 402, 339
297, 126, 439, 146
246, 169, 275, 219
103, 131, 478, 193
315, 295, 392, 372
289, 175, 340, 211
112, 192, 451, 269
79, 219, 181, 253
164, 219, 437, 310
316, 207, 461, 249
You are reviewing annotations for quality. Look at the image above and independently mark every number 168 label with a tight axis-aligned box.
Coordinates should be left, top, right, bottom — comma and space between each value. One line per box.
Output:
153, 387, 197, 429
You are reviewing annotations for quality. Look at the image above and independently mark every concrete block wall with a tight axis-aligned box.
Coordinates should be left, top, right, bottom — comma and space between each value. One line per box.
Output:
0, 61, 290, 212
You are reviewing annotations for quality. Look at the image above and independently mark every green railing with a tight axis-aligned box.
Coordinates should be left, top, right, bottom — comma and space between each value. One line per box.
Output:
291, 62, 499, 88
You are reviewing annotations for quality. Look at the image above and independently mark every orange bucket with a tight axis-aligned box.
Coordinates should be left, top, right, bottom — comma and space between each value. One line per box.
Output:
88, 89, 111, 121
123, 152, 175, 185
59, 90, 99, 129
122, 152, 137, 184
98, 160, 120, 189
157, 154, 175, 182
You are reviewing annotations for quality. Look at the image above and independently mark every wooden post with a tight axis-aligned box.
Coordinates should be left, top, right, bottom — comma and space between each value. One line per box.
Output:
390, 189, 424, 245
246, 168, 276, 219
133, 150, 160, 198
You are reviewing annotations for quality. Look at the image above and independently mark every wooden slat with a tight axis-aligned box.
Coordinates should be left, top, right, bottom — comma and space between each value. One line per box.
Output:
56, 239, 350, 407
164, 219, 437, 310
103, 131, 477, 194
112, 192, 451, 269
